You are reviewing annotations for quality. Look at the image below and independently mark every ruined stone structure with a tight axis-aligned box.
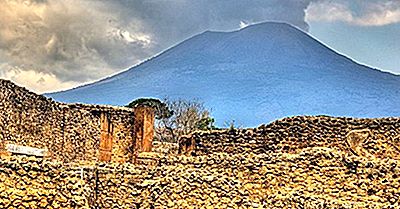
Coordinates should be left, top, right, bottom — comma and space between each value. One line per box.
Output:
1, 79, 400, 208
179, 115, 400, 159
0, 79, 155, 163
2, 142, 400, 208
134, 106, 155, 153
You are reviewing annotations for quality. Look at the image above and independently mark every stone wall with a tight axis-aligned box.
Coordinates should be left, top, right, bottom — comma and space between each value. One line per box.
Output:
0, 155, 92, 208
138, 149, 400, 208
2, 148, 400, 208
0, 79, 154, 163
180, 116, 400, 158
2, 114, 400, 208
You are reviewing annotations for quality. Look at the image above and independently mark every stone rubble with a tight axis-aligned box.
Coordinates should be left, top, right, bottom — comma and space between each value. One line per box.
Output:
2, 145, 400, 208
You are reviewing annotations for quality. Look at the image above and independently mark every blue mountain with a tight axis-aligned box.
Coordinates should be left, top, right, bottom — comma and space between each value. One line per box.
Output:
47, 22, 400, 127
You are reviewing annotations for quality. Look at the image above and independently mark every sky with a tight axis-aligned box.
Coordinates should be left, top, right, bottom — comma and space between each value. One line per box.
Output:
0, 0, 399, 93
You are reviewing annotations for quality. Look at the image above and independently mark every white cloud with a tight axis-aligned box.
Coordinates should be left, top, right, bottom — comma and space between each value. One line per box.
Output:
354, 1, 400, 26
306, 1, 353, 23
109, 29, 152, 46
306, 0, 400, 26
239, 21, 250, 29
0, 64, 78, 93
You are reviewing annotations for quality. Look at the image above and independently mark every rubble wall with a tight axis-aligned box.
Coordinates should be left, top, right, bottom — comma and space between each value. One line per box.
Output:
0, 79, 136, 163
0, 155, 92, 209
181, 116, 400, 158
3, 149, 399, 209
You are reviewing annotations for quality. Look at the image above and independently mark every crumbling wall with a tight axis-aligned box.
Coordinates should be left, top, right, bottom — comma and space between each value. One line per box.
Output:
180, 116, 400, 158
3, 149, 399, 209
0, 155, 92, 209
0, 79, 148, 163
2, 113, 400, 208
138, 149, 400, 208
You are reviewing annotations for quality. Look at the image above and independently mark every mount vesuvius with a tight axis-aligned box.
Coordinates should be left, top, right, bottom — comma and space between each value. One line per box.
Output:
47, 22, 400, 127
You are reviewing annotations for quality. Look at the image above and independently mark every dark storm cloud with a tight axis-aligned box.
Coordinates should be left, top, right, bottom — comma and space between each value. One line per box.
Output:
108, 0, 312, 47
0, 0, 319, 92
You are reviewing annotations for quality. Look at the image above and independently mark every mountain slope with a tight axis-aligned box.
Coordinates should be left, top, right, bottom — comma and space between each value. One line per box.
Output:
47, 22, 400, 127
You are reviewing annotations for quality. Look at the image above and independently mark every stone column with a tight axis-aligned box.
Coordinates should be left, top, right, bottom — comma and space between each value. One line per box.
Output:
99, 112, 113, 162
134, 106, 155, 152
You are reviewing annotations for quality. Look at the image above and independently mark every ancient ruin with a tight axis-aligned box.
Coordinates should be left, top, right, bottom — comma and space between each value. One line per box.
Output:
0, 79, 155, 163
1, 79, 400, 208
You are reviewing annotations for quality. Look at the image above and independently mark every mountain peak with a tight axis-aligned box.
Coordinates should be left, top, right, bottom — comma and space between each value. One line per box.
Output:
240, 21, 296, 30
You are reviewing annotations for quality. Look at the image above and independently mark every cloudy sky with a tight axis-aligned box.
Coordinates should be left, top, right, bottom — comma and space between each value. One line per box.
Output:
0, 0, 399, 93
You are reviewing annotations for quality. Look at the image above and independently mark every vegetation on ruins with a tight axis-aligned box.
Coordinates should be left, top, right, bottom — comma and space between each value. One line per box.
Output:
127, 98, 215, 142
127, 98, 172, 119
